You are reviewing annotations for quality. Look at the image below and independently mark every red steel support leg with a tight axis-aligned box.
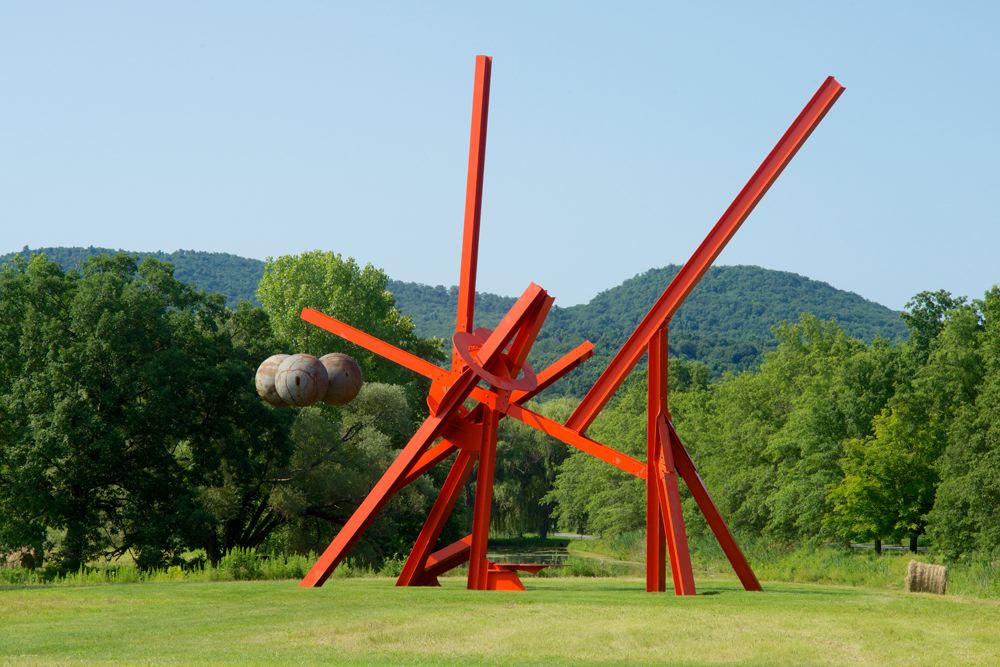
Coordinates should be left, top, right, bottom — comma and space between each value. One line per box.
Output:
656, 416, 696, 595
299, 412, 449, 587
646, 326, 667, 592
454, 54, 492, 368
467, 406, 500, 590
397, 449, 478, 586
665, 420, 762, 592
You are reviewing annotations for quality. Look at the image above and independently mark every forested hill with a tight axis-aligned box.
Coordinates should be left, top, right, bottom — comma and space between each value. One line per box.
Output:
389, 266, 907, 394
1, 246, 265, 306
2, 247, 907, 392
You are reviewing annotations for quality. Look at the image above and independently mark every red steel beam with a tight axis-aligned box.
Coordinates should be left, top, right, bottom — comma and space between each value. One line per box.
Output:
511, 341, 594, 404
476, 283, 546, 362
397, 440, 460, 489
302, 308, 444, 381
301, 307, 637, 478
454, 54, 492, 368
423, 534, 473, 580
567, 76, 845, 433
656, 415, 696, 595
300, 286, 544, 587
499, 401, 646, 478
665, 419, 762, 592
397, 449, 478, 586
467, 406, 500, 589
299, 410, 453, 587
507, 295, 554, 370
646, 326, 667, 592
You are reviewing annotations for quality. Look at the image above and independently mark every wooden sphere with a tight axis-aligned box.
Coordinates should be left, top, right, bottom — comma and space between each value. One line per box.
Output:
320, 353, 363, 405
255, 354, 290, 406
275, 354, 329, 407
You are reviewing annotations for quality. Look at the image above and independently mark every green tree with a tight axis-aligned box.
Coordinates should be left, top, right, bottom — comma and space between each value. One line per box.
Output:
493, 398, 574, 538
256, 251, 443, 386
926, 287, 1000, 560
0, 254, 295, 569
827, 298, 984, 552
901, 289, 966, 360
273, 383, 443, 564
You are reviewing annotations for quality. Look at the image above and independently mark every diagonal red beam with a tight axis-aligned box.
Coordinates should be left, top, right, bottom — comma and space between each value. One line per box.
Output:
423, 534, 473, 580
299, 410, 454, 587
301, 308, 445, 381
656, 415, 696, 595
664, 418, 762, 592
476, 283, 546, 362
397, 440, 460, 489
498, 400, 647, 478
397, 449, 478, 586
302, 306, 635, 477
511, 341, 594, 404
507, 295, 554, 370
454, 54, 492, 368
300, 285, 545, 587
567, 76, 845, 433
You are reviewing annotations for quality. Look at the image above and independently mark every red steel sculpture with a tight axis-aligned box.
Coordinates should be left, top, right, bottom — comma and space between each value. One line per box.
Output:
298, 55, 844, 593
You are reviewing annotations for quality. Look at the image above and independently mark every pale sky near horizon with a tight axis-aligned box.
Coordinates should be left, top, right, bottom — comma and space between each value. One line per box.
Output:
1, 2, 997, 310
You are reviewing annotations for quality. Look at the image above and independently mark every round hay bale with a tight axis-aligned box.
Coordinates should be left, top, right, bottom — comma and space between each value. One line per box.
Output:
905, 560, 947, 595
255, 354, 290, 406
275, 354, 328, 407
320, 353, 363, 405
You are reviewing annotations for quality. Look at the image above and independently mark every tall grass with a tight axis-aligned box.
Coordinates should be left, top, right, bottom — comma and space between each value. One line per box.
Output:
565, 532, 1000, 597
6, 541, 998, 597
0, 549, 386, 588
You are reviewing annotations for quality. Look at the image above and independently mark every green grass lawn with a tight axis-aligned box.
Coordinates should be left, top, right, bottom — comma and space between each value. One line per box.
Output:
2, 576, 998, 666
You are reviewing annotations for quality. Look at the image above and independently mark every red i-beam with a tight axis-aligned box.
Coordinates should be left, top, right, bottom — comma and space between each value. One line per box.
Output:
295, 55, 843, 594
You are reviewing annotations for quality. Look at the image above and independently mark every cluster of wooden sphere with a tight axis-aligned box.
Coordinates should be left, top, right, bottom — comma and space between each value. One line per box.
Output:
255, 353, 362, 407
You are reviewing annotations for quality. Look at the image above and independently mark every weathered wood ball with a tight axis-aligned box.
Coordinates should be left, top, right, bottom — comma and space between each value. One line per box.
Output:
275, 353, 329, 406
255, 354, 290, 406
320, 353, 363, 405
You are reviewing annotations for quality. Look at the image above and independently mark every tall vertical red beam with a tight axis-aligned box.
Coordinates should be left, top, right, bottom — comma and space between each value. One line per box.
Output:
567, 76, 844, 434
453, 55, 492, 369
467, 406, 500, 590
648, 326, 695, 595
646, 326, 667, 592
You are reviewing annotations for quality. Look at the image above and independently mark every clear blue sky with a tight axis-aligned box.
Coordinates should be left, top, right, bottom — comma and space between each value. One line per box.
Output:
1, 1, 997, 310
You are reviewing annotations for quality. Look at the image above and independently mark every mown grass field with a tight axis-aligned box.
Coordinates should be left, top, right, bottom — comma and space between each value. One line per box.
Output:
2, 576, 999, 666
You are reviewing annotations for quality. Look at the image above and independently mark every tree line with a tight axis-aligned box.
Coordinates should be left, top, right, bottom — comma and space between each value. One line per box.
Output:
529, 289, 1000, 560
1, 249, 996, 573
0, 251, 448, 571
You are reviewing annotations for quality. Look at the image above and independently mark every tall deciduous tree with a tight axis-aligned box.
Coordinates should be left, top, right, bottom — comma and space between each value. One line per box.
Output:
0, 254, 296, 569
927, 287, 1000, 560
256, 251, 443, 386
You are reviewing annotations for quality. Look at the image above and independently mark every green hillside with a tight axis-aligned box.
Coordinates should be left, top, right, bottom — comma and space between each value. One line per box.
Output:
2, 247, 907, 394
389, 266, 907, 394
1, 246, 264, 306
